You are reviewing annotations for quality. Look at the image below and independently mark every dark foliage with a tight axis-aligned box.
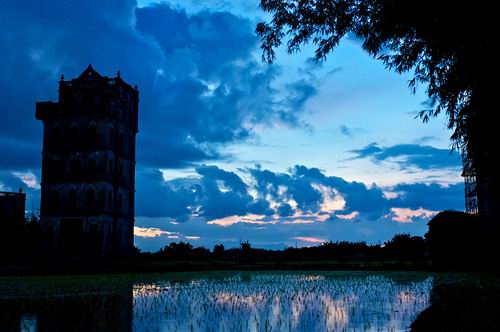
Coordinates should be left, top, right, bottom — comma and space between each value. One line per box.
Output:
426, 210, 500, 269
384, 233, 426, 261
213, 244, 225, 257
256, 0, 495, 148
4, 210, 498, 272
0, 214, 41, 263
155, 241, 210, 260
411, 278, 500, 331
146, 234, 426, 263
257, 1, 499, 218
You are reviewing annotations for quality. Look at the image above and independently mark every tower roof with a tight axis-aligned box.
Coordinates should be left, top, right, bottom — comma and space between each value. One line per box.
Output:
76, 64, 103, 81
57, 65, 138, 96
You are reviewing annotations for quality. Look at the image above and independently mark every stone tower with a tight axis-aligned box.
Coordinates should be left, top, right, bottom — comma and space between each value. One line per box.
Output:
36, 65, 138, 257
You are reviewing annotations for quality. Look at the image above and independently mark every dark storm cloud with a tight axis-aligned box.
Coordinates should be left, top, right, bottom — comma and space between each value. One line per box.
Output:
0, 137, 40, 170
195, 165, 272, 219
0, 1, 317, 175
135, 5, 257, 77
133, 164, 463, 250
0, 0, 163, 173
350, 143, 461, 170
135, 165, 273, 221
135, 164, 463, 224
391, 182, 464, 211
135, 169, 196, 220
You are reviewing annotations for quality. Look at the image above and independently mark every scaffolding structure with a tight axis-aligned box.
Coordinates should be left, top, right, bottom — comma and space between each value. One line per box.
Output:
461, 150, 479, 215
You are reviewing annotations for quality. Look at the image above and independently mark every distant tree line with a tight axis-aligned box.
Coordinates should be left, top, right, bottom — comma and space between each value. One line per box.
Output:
2, 210, 497, 271
138, 210, 498, 270
139, 233, 426, 263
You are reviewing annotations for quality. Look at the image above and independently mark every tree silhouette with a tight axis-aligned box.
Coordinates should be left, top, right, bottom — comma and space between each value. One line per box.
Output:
240, 241, 252, 252
213, 244, 225, 257
384, 233, 426, 260
257, 0, 497, 218
425, 211, 473, 264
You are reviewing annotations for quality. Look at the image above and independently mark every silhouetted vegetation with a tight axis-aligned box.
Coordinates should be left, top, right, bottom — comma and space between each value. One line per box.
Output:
426, 210, 500, 269
384, 233, 426, 261
0, 214, 41, 263
140, 234, 428, 264
411, 276, 500, 331
3, 210, 499, 275
257, 0, 498, 218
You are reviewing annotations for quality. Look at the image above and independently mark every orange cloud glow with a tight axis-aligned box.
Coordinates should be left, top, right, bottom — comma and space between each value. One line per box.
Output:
134, 226, 176, 238
293, 236, 327, 244
390, 207, 438, 223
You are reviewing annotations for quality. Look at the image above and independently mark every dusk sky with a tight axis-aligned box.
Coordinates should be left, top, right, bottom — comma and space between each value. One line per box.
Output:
0, 0, 463, 251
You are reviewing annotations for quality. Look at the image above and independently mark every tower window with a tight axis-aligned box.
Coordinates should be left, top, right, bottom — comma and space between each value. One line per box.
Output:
108, 191, 113, 208
118, 132, 123, 148
50, 191, 60, 214
87, 124, 97, 146
86, 188, 96, 210
48, 160, 63, 181
88, 158, 96, 176
110, 128, 115, 146
70, 159, 80, 176
68, 189, 77, 210
69, 125, 79, 147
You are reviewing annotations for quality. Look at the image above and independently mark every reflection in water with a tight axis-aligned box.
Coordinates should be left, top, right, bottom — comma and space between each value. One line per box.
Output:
132, 273, 432, 331
0, 289, 133, 332
2, 272, 498, 331
0, 272, 434, 331
20, 314, 37, 332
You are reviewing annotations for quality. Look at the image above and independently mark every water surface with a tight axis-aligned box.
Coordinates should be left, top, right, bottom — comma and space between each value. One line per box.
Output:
0, 271, 437, 331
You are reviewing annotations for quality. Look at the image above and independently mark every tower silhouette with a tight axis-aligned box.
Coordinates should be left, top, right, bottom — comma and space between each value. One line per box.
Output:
36, 65, 138, 257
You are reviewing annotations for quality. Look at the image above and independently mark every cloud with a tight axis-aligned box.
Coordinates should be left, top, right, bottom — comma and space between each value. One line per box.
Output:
136, 164, 463, 229
135, 169, 197, 220
389, 207, 439, 223
0, 138, 41, 171
336, 211, 360, 220
132, 4, 318, 167
350, 143, 461, 170
340, 125, 354, 138
0, 0, 318, 176
338, 125, 364, 138
133, 166, 463, 250
293, 236, 327, 244
12, 170, 40, 189
0, 170, 41, 214
207, 214, 270, 227
0, 2, 465, 250
390, 182, 464, 211
134, 226, 176, 238
415, 136, 438, 144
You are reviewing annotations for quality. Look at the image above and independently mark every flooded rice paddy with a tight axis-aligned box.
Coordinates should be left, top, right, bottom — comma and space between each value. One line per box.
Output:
0, 271, 477, 331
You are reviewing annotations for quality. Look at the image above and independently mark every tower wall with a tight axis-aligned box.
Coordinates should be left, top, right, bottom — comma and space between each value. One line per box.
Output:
36, 66, 138, 257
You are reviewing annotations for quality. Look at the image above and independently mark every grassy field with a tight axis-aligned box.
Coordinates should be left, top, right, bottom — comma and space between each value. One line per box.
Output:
0, 258, 435, 276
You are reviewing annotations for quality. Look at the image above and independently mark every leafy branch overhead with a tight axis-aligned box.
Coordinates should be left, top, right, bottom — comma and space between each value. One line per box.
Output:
256, 0, 495, 148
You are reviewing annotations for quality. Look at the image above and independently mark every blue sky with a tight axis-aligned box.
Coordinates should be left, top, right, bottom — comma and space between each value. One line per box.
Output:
0, 0, 463, 251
